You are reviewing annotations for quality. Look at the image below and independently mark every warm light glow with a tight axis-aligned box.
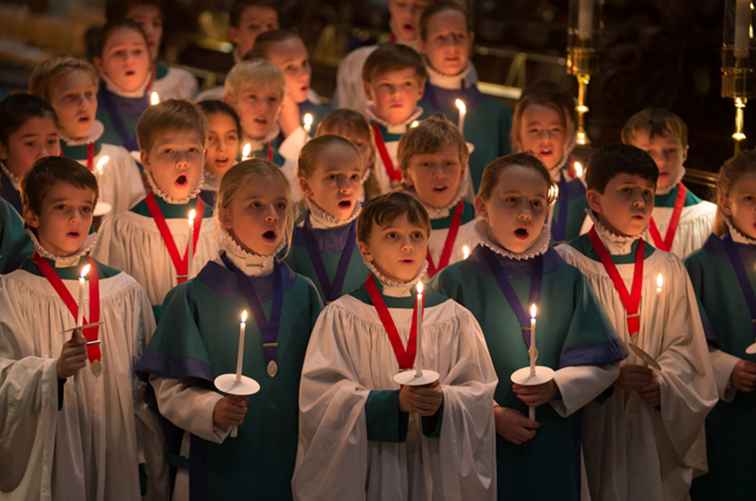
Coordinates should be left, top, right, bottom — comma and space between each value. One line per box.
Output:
576, 131, 588, 145
529, 303, 537, 320
187, 209, 197, 226
95, 155, 110, 176
410, 120, 420, 129
573, 161, 584, 178
303, 113, 314, 133
79, 263, 92, 281
242, 142, 252, 160
416, 281, 424, 296
454, 98, 466, 115
150, 91, 160, 106
656, 273, 664, 293
462, 245, 471, 260
240, 309, 248, 324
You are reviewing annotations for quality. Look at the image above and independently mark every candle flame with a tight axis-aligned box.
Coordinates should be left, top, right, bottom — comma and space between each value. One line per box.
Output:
303, 113, 314, 132
187, 209, 196, 225
410, 120, 420, 129
416, 281, 424, 295
656, 273, 664, 292
529, 303, 538, 319
240, 309, 248, 323
95, 155, 110, 175
462, 245, 471, 259
150, 91, 160, 106
242, 142, 252, 160
79, 263, 91, 281
454, 98, 466, 115
573, 161, 584, 178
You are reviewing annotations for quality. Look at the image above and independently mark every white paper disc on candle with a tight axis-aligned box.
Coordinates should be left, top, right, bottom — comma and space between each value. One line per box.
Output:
510, 366, 555, 386
746, 341, 756, 355
94, 201, 112, 217
628, 343, 662, 371
393, 369, 440, 386
214, 373, 260, 396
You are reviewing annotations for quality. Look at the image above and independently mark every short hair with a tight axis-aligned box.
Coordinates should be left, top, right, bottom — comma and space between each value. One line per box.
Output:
357, 191, 431, 243
137, 99, 208, 152
316, 108, 371, 140
229, 0, 279, 28
298, 135, 361, 179
714, 149, 756, 234
105, 0, 163, 23
22, 156, 98, 217
511, 80, 576, 154
397, 115, 468, 178
0, 93, 56, 145
197, 99, 242, 138
362, 44, 427, 84
28, 57, 98, 103
419, 1, 471, 41
478, 153, 556, 203
95, 19, 149, 59
224, 59, 284, 100
244, 29, 300, 60
621, 108, 689, 149
585, 144, 659, 193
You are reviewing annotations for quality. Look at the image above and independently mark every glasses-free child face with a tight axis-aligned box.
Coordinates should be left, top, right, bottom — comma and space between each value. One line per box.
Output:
49, 70, 98, 141
405, 144, 465, 209
221, 174, 289, 256
229, 83, 282, 141
127, 4, 163, 62
206, 113, 240, 177
365, 69, 424, 126
0, 117, 60, 179
141, 129, 204, 200
475, 165, 549, 254
421, 9, 472, 77
388, 0, 431, 43
587, 173, 655, 238
722, 172, 756, 240
25, 181, 95, 257
267, 38, 311, 104
97, 27, 151, 93
300, 144, 365, 222
229, 6, 279, 58
359, 213, 429, 282
519, 104, 566, 172
627, 130, 687, 194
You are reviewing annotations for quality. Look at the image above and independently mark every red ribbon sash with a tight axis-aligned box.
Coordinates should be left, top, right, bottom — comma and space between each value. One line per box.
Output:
426, 201, 465, 278
144, 192, 204, 283
86, 143, 95, 172
364, 275, 421, 369
371, 124, 402, 183
587, 227, 645, 335
648, 184, 687, 252
267, 143, 273, 162
33, 254, 101, 362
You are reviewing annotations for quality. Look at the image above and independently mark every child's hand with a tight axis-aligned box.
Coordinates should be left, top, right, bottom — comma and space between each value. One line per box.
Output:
213, 395, 248, 431
493, 406, 539, 445
56, 329, 87, 379
731, 359, 756, 393
399, 382, 444, 416
512, 380, 558, 407
278, 94, 301, 137
616, 364, 655, 392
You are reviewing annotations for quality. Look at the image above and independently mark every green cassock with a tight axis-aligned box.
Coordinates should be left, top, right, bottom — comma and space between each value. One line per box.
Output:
0, 197, 31, 273
435, 245, 624, 501
687, 234, 756, 501
137, 258, 323, 501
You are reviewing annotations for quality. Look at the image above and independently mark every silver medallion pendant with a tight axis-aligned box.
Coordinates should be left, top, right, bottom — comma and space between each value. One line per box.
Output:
267, 360, 278, 378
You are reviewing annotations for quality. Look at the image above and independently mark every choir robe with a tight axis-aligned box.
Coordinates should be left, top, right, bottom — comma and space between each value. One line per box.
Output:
425, 201, 478, 279
293, 281, 499, 501
418, 79, 511, 193
0, 257, 162, 501
60, 130, 145, 215
551, 169, 588, 245
556, 230, 718, 501
686, 231, 756, 501
92, 195, 219, 319
0, 166, 22, 214
137, 258, 322, 501
96, 85, 148, 154
368, 108, 424, 195
435, 244, 625, 501
0, 198, 30, 273
285, 213, 369, 303
151, 63, 198, 101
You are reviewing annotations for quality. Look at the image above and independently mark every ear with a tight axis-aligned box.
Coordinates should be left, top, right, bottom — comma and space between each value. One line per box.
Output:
720, 193, 733, 217
682, 145, 689, 163
474, 195, 487, 220
416, 78, 426, 101
358, 240, 372, 263
299, 176, 313, 198
23, 207, 40, 229
586, 189, 603, 214
140, 149, 151, 171
219, 206, 234, 230
363, 82, 374, 103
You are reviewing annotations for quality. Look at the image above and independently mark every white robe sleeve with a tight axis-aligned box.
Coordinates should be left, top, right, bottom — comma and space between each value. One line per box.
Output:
550, 364, 620, 417
708, 348, 739, 402
279, 127, 308, 203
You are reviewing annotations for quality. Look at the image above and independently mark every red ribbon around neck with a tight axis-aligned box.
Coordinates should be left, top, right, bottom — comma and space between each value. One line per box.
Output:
371, 124, 403, 183
426, 201, 465, 278
648, 184, 687, 252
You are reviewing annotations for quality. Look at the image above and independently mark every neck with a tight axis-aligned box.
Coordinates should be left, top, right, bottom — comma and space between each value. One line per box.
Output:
588, 211, 640, 255
305, 198, 360, 229
101, 72, 149, 98
29, 230, 98, 268
244, 126, 280, 147
365, 259, 426, 297
426, 63, 473, 90
656, 170, 686, 196
366, 106, 423, 134
61, 121, 105, 146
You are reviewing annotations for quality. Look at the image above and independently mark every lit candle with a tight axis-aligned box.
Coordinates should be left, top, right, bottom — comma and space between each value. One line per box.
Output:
303, 113, 314, 134
454, 98, 467, 134
77, 264, 92, 329
241, 142, 252, 161
573, 161, 584, 179
577, 0, 594, 41
656, 273, 664, 294
529, 304, 538, 376
236, 310, 248, 381
187, 209, 196, 279
735, 0, 751, 59
415, 282, 424, 378
462, 245, 471, 260
410, 120, 420, 129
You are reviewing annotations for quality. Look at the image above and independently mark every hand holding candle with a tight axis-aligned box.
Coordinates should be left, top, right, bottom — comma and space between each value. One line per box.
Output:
454, 98, 467, 133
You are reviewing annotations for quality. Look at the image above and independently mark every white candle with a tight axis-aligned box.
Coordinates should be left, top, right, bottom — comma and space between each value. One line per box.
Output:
462, 245, 471, 260
415, 282, 424, 378
77, 264, 91, 329
186, 209, 196, 279
150, 91, 160, 106
236, 310, 248, 381
573, 161, 584, 179
735, 0, 751, 59
577, 0, 594, 41
529, 304, 538, 376
303, 113, 314, 134
656, 273, 664, 294
454, 98, 467, 133
241, 142, 252, 161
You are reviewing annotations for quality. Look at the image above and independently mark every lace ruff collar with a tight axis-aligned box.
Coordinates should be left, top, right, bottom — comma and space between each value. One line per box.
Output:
305, 199, 361, 229
727, 218, 756, 245
586, 210, 639, 255
60, 121, 105, 146
28, 230, 98, 269
364, 259, 428, 298
144, 170, 203, 204
474, 219, 550, 261
219, 227, 281, 277
426, 63, 474, 90
365, 106, 424, 135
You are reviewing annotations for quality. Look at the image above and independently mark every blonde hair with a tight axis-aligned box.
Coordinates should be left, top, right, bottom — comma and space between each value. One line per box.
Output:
397, 115, 468, 181
298, 135, 361, 179
621, 108, 688, 149
28, 57, 98, 102
217, 159, 296, 253
137, 99, 208, 152
511, 81, 576, 155
478, 153, 557, 205
223, 59, 285, 101
713, 149, 756, 235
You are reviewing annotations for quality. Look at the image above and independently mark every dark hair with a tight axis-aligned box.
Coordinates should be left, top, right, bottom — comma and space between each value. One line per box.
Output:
244, 29, 299, 60
137, 99, 208, 152
621, 108, 689, 149
357, 191, 431, 243
197, 100, 242, 138
714, 149, 756, 235
0, 93, 56, 145
105, 0, 163, 23
317, 108, 370, 138
298, 134, 360, 179
478, 153, 556, 203
230, 0, 279, 28
511, 80, 576, 154
362, 44, 427, 84
96, 19, 149, 58
585, 144, 659, 193
419, 1, 472, 41
22, 156, 99, 216
397, 115, 468, 179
